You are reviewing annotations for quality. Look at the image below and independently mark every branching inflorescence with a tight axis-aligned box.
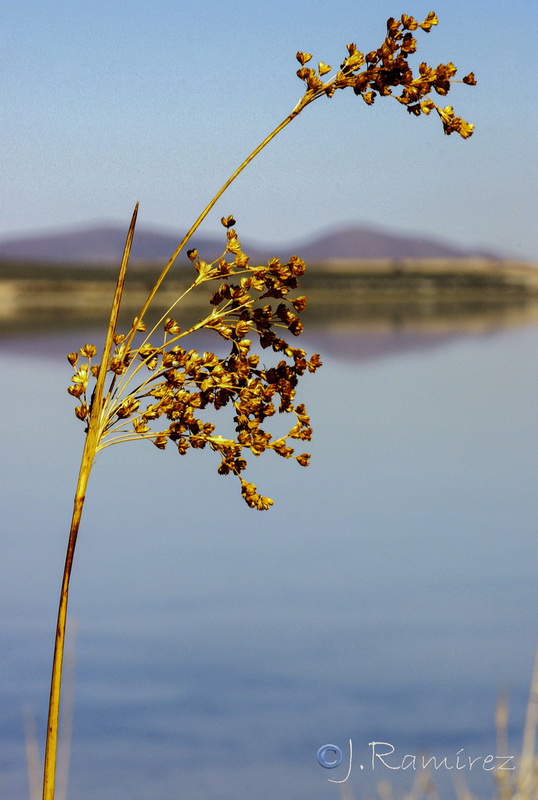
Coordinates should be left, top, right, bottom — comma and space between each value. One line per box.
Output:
45, 13, 476, 800
68, 220, 321, 510
294, 11, 475, 138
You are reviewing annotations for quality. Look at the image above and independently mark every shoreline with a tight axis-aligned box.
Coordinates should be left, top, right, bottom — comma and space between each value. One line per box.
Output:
2, 257, 538, 332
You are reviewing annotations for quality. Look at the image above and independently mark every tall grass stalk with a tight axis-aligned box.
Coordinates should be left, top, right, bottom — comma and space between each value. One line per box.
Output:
42, 14, 475, 799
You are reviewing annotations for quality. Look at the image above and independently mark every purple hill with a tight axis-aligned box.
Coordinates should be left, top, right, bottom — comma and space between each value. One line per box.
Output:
0, 222, 498, 264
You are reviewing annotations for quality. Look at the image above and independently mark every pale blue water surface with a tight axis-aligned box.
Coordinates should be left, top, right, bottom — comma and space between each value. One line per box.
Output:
1, 320, 538, 799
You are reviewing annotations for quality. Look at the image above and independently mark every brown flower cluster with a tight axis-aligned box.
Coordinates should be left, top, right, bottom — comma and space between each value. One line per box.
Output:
68, 218, 322, 510
295, 12, 476, 138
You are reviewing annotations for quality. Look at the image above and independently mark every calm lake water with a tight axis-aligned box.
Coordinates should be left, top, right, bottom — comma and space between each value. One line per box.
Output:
1, 315, 538, 800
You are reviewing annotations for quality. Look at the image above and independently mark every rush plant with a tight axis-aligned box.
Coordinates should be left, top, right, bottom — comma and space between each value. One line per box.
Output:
43, 13, 475, 799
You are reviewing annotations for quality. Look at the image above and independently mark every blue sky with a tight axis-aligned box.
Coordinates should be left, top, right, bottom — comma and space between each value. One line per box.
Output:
2, 0, 537, 258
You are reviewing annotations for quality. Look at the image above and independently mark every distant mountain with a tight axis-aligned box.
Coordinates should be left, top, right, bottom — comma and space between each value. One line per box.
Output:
0, 221, 498, 264
288, 225, 497, 261
0, 224, 225, 264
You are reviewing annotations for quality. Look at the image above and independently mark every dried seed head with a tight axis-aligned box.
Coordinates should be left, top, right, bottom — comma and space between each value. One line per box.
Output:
296, 51, 312, 65
164, 318, 181, 335
79, 344, 97, 358
68, 218, 322, 509
75, 404, 90, 420
294, 10, 475, 139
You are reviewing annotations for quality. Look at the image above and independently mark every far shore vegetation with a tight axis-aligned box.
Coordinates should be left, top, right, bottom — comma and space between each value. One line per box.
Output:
2, 256, 538, 335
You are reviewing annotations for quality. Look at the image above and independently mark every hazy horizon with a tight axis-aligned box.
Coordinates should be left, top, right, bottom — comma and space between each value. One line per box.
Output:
0, 215, 505, 254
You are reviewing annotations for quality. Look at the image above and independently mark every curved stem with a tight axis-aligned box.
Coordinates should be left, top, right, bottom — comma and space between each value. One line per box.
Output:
124, 92, 313, 351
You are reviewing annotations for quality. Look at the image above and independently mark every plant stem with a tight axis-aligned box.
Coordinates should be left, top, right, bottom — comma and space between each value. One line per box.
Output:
42, 207, 139, 800
125, 93, 313, 349
42, 443, 91, 800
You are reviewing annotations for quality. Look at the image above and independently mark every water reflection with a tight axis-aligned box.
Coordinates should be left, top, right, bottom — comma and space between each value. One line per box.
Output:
4, 297, 538, 364
1, 310, 538, 800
